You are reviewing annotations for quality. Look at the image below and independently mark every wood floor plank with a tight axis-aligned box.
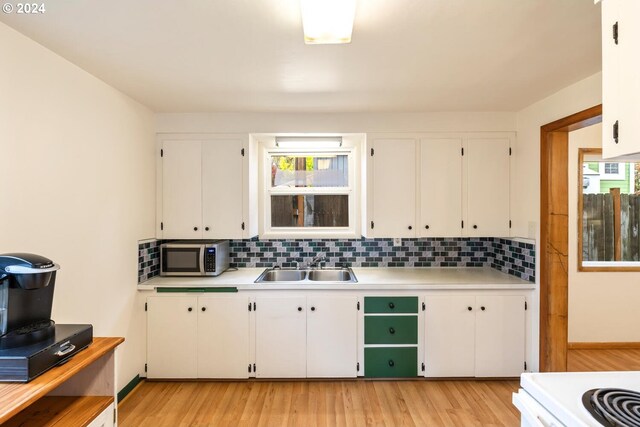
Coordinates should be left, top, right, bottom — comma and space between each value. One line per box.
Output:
119, 349, 640, 427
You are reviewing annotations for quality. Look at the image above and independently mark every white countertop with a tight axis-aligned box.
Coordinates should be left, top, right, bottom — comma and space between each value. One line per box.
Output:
138, 267, 534, 291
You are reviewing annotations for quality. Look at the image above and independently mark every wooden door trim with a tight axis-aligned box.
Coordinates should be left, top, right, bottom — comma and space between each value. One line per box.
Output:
540, 104, 602, 372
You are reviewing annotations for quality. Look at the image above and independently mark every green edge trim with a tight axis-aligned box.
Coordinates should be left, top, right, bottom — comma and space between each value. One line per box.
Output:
157, 287, 238, 293
118, 374, 141, 402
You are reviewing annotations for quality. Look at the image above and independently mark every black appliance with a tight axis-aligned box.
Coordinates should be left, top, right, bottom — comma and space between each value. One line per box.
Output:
0, 253, 93, 382
582, 388, 640, 427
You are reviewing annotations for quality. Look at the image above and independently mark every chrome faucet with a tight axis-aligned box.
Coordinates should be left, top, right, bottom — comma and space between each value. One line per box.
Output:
308, 254, 327, 269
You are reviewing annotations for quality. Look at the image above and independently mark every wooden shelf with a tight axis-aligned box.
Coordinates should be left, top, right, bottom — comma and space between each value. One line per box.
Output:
3, 395, 113, 427
0, 337, 124, 424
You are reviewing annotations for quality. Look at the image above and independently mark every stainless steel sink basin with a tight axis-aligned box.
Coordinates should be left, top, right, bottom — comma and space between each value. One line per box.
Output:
307, 269, 355, 282
257, 269, 306, 282
255, 267, 357, 284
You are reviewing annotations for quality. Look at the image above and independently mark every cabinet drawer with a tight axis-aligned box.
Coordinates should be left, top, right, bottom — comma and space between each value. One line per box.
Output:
364, 347, 417, 378
364, 296, 418, 314
365, 316, 418, 344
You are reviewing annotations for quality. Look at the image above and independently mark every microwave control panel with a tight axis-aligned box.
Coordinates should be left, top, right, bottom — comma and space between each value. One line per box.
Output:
204, 248, 216, 272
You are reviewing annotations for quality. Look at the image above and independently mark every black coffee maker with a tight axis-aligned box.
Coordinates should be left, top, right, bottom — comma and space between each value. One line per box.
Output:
0, 253, 93, 382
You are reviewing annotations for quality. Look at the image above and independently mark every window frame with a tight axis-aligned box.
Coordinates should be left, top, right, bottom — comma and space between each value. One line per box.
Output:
577, 148, 640, 271
259, 145, 360, 239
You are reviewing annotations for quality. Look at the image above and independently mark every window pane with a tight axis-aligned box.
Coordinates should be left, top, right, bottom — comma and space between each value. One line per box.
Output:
582, 160, 640, 262
271, 195, 349, 227
271, 155, 348, 188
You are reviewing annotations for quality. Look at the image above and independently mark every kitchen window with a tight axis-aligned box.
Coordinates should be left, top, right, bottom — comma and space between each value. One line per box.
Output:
260, 139, 360, 238
578, 148, 640, 270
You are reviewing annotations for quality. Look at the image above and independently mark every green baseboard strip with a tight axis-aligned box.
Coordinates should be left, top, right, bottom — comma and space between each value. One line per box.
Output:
118, 374, 141, 402
157, 287, 238, 293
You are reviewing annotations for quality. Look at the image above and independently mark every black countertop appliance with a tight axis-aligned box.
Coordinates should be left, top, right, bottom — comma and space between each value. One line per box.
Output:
0, 253, 92, 382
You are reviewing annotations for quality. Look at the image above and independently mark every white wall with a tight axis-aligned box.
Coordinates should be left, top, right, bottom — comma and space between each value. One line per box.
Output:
0, 22, 155, 388
568, 124, 640, 342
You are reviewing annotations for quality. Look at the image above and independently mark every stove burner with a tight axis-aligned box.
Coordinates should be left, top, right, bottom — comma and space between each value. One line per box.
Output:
583, 388, 640, 427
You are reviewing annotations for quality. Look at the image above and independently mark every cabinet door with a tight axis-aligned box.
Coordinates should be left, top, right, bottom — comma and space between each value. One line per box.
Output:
307, 295, 358, 378
202, 139, 245, 239
147, 296, 198, 378
197, 295, 250, 379
475, 295, 525, 377
424, 295, 475, 377
371, 139, 417, 238
464, 138, 510, 237
255, 296, 307, 378
162, 140, 202, 239
602, 0, 640, 159
420, 138, 462, 237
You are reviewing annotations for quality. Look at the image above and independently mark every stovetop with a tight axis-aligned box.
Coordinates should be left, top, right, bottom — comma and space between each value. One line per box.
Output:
582, 388, 640, 427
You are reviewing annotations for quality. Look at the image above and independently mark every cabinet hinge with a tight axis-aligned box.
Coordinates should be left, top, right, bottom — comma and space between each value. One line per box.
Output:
145, 302, 147, 312
144, 363, 147, 372
371, 221, 374, 229
160, 149, 164, 157
371, 148, 374, 156
160, 222, 164, 231
357, 301, 360, 310
357, 362, 360, 371
422, 302, 425, 311
461, 220, 464, 229
613, 120, 619, 144
248, 364, 252, 373
461, 147, 464, 156
248, 303, 252, 312
525, 301, 528, 311
613, 21, 619, 45
253, 302, 256, 311
524, 361, 527, 371
509, 147, 512, 156
421, 362, 425, 372
509, 220, 512, 229
241, 222, 245, 230
241, 148, 245, 156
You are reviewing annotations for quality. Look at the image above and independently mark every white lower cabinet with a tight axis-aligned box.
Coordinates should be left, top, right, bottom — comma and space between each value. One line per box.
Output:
424, 294, 526, 378
255, 294, 358, 378
255, 295, 307, 378
307, 295, 358, 378
87, 403, 115, 427
147, 294, 250, 379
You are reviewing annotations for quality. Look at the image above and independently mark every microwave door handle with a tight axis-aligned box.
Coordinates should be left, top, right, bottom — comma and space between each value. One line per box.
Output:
200, 247, 205, 274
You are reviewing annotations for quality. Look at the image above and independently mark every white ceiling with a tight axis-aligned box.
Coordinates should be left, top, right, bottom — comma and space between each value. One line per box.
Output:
1, 0, 601, 113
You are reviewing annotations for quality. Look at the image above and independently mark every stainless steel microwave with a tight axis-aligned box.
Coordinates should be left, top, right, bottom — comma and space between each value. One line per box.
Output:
160, 240, 229, 277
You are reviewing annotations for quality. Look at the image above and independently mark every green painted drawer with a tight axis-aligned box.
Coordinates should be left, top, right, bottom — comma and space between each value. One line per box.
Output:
365, 316, 418, 344
364, 296, 418, 314
364, 347, 417, 378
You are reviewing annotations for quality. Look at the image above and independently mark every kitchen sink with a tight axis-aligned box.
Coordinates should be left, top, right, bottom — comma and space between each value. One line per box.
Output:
255, 267, 357, 284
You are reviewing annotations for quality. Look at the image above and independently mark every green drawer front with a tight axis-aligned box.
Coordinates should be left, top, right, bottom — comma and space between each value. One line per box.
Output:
364, 347, 418, 378
364, 296, 418, 314
365, 316, 418, 344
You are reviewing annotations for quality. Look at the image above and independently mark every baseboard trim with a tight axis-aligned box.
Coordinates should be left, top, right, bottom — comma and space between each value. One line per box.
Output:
568, 342, 640, 349
118, 374, 142, 403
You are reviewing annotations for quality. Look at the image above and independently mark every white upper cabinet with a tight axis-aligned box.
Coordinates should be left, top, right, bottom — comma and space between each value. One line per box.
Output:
419, 138, 463, 237
463, 137, 511, 237
159, 135, 256, 239
369, 138, 417, 238
162, 140, 203, 239
602, 0, 640, 160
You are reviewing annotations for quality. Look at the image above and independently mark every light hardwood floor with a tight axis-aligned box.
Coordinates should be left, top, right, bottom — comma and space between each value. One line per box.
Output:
119, 349, 640, 427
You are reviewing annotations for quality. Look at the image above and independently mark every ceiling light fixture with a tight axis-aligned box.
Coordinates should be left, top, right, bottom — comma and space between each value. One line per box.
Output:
275, 136, 343, 148
300, 0, 356, 44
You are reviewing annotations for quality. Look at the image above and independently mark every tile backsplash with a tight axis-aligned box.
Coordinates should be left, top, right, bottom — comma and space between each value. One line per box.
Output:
138, 237, 535, 283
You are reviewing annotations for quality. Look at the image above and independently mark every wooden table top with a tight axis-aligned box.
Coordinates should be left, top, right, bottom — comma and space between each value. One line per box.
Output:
0, 337, 124, 424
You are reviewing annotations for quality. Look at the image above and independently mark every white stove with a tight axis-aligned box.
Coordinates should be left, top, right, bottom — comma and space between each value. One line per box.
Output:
513, 371, 640, 426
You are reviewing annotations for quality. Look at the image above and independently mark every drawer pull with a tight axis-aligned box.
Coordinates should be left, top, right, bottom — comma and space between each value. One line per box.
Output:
467, 306, 472, 311
389, 327, 396, 334
389, 302, 395, 309
388, 360, 395, 367
298, 307, 303, 312
481, 306, 486, 311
